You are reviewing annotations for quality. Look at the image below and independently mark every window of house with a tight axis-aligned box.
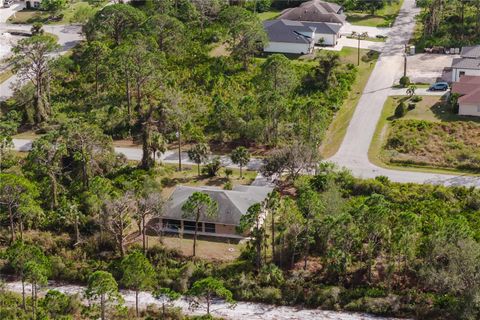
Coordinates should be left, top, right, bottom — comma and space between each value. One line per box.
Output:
204, 223, 216, 233
459, 71, 466, 77
163, 219, 181, 230
34, 1, 40, 8
183, 221, 202, 232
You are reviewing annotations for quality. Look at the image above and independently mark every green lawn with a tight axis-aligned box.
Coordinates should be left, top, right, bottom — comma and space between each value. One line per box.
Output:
0, 69, 12, 84
369, 95, 480, 174
346, 0, 404, 27
257, 10, 280, 21
7, 1, 105, 25
320, 48, 379, 158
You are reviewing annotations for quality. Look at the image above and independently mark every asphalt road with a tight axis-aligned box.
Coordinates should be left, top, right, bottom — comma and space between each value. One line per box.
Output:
328, 0, 480, 187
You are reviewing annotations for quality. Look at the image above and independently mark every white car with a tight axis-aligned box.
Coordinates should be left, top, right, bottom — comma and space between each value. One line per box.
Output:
3, 0, 14, 8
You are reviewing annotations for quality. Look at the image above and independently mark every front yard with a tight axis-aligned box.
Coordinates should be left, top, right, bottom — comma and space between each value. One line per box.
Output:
370, 95, 480, 173
346, 0, 404, 27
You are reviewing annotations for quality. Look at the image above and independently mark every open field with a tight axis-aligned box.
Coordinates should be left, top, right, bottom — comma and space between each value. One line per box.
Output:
320, 47, 379, 158
346, 0, 404, 27
257, 10, 280, 21
369, 95, 480, 174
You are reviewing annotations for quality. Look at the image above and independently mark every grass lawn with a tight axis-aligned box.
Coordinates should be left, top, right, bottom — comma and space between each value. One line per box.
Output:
149, 235, 241, 262
7, 1, 104, 25
159, 163, 257, 198
257, 10, 280, 21
369, 95, 480, 174
320, 47, 379, 158
0, 69, 12, 84
346, 0, 404, 27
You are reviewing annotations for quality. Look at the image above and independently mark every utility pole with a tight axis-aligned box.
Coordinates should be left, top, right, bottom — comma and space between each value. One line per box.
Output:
352, 31, 368, 66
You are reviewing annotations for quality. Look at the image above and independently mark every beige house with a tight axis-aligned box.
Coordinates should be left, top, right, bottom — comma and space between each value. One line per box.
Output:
159, 185, 273, 240
451, 76, 480, 117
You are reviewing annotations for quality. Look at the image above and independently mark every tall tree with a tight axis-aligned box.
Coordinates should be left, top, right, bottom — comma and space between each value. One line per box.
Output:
24, 260, 49, 319
230, 146, 250, 178
84, 4, 145, 46
238, 203, 265, 271
181, 192, 218, 257
136, 186, 163, 254
103, 192, 136, 257
154, 288, 181, 319
11, 35, 59, 124
120, 251, 155, 317
188, 277, 235, 315
25, 131, 67, 209
0, 173, 41, 242
85, 271, 122, 320
187, 143, 210, 176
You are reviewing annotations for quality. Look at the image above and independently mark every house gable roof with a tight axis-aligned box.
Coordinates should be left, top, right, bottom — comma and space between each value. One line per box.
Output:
460, 46, 480, 59
264, 19, 315, 44
278, 0, 346, 24
452, 57, 480, 70
452, 76, 480, 104
163, 185, 273, 226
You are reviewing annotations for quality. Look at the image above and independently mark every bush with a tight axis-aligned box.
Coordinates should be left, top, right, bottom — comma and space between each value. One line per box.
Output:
202, 157, 222, 177
224, 180, 233, 190
399, 76, 411, 87
224, 168, 233, 178
408, 103, 416, 110
411, 95, 423, 102
395, 102, 408, 117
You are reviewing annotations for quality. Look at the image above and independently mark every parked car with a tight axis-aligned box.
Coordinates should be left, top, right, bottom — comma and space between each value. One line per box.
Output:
3, 0, 14, 7
429, 82, 449, 91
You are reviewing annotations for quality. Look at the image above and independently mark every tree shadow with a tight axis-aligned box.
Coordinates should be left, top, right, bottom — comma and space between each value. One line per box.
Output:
430, 100, 480, 123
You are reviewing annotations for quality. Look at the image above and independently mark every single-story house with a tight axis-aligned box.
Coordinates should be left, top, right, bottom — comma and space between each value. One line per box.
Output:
451, 75, 480, 117
278, 0, 346, 25
159, 185, 273, 239
26, 0, 42, 9
451, 46, 480, 82
263, 19, 341, 54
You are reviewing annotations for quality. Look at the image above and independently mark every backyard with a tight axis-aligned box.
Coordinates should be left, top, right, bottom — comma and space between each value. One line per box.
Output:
345, 0, 404, 27
370, 95, 480, 173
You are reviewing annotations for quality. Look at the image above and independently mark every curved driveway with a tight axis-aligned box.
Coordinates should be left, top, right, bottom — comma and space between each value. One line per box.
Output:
328, 0, 480, 187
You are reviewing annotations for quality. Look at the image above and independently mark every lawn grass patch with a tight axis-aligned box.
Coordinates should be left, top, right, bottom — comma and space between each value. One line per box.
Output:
369, 95, 480, 174
257, 10, 280, 21
320, 48, 379, 158
345, 0, 404, 27
0, 69, 13, 84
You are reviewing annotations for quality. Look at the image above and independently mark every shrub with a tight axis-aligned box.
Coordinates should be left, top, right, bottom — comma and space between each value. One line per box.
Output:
201, 157, 222, 177
224, 180, 233, 190
399, 76, 411, 87
224, 168, 233, 178
408, 103, 416, 110
395, 102, 408, 117
411, 95, 423, 102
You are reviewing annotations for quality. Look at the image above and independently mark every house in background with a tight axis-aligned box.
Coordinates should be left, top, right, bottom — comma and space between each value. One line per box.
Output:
278, 0, 346, 25
451, 46, 480, 82
158, 185, 273, 240
263, 19, 316, 54
451, 76, 480, 117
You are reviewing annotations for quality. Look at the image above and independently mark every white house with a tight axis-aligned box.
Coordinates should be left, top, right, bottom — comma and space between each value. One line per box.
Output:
263, 19, 341, 54
263, 19, 315, 55
451, 76, 480, 117
451, 46, 480, 82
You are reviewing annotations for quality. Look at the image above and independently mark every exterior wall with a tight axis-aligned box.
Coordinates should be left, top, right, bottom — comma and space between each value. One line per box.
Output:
264, 41, 313, 54
452, 68, 480, 82
459, 103, 480, 117
314, 33, 337, 46
215, 224, 236, 235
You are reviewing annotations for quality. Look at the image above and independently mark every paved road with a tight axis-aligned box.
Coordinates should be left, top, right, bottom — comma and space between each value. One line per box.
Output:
328, 0, 480, 187
0, 3, 83, 100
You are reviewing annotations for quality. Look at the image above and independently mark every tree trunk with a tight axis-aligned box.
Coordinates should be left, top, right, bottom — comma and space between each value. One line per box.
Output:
197, 163, 200, 176
271, 210, 275, 262
126, 77, 132, 122
8, 206, 15, 243
142, 216, 147, 254
240, 165, 243, 179
50, 173, 58, 209
135, 289, 139, 317
21, 278, 25, 310
193, 212, 200, 257
101, 294, 105, 320
178, 128, 182, 171
206, 292, 211, 315
32, 283, 36, 320
74, 214, 80, 244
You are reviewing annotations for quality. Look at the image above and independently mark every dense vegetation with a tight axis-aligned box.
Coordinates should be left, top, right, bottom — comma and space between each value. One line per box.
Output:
415, 0, 480, 50
1, 1, 480, 319
384, 119, 480, 171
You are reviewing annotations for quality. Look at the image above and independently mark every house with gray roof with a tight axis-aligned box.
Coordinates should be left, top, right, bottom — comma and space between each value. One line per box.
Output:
451, 45, 480, 82
278, 0, 346, 25
263, 19, 341, 54
159, 185, 273, 239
